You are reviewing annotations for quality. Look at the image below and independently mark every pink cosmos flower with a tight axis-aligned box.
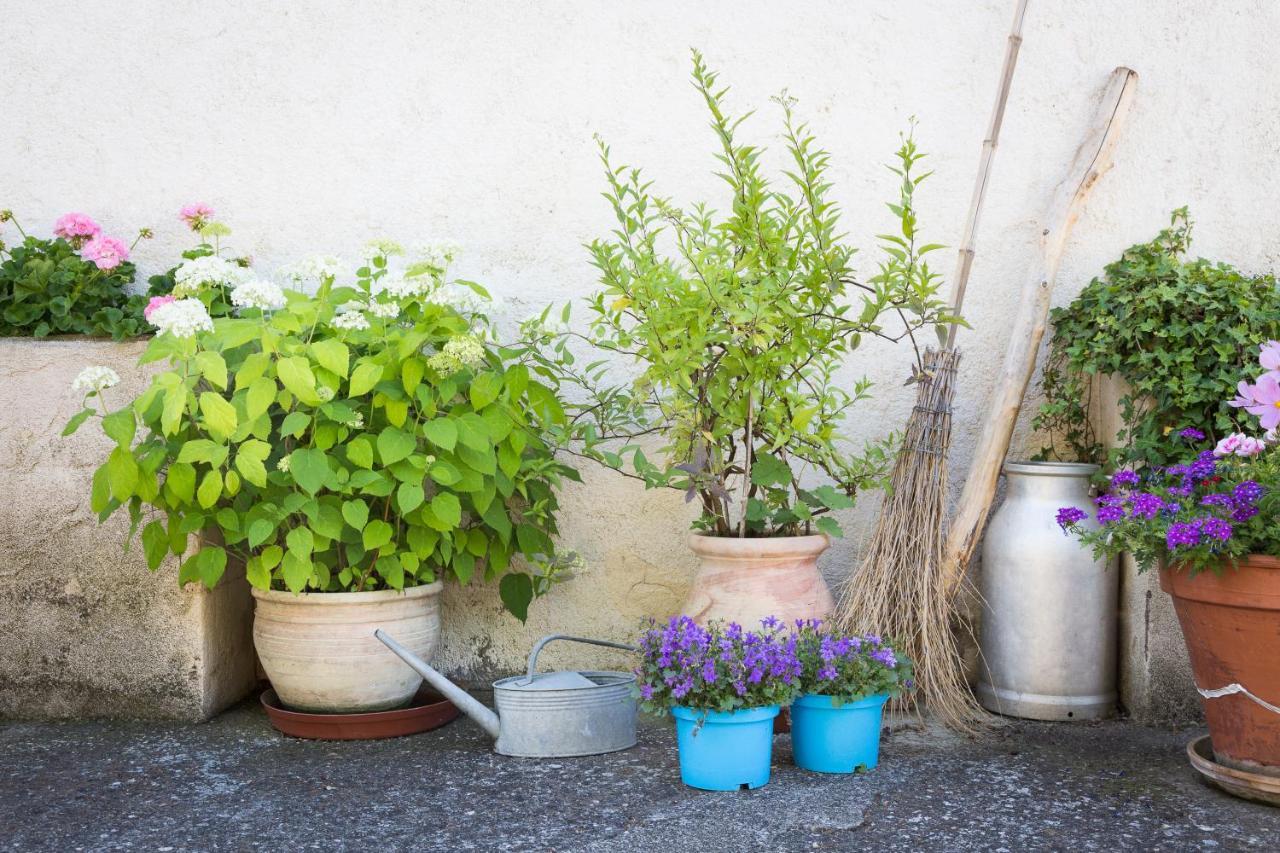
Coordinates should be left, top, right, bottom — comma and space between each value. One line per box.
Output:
80, 235, 129, 270
144, 294, 177, 321
53, 212, 101, 245
1213, 433, 1266, 458
179, 203, 215, 231
1233, 372, 1280, 431
1261, 341, 1280, 374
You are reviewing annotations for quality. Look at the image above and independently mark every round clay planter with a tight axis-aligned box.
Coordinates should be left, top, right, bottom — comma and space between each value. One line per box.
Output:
252, 582, 443, 713
681, 533, 833, 627
1160, 556, 1280, 775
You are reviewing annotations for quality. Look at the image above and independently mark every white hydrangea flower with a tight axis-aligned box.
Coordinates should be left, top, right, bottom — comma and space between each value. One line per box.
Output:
427, 334, 486, 376
276, 454, 291, 472
380, 272, 435, 300
331, 311, 370, 331
173, 256, 250, 297
346, 412, 365, 429
426, 284, 486, 315
281, 255, 342, 288
366, 300, 400, 320
72, 365, 120, 395
230, 278, 286, 311
150, 298, 214, 339
362, 238, 404, 263
412, 240, 461, 272
316, 386, 335, 402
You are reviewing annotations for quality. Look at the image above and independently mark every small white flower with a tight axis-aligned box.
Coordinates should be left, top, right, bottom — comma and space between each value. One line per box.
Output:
427, 334, 486, 376
412, 240, 461, 272
230, 278, 286, 311
426, 284, 486, 315
380, 272, 434, 301
276, 454, 291, 472
280, 255, 342, 290
362, 238, 404, 263
331, 311, 370, 331
173, 256, 250, 297
366, 300, 399, 320
316, 386, 335, 403
346, 412, 365, 429
149, 298, 214, 339
72, 365, 120, 395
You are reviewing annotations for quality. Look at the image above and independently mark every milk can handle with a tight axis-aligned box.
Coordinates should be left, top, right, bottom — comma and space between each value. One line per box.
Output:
522, 635, 638, 683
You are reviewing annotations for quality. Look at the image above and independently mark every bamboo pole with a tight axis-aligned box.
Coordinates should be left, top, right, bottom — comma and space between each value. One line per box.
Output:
941, 67, 1139, 597
946, 0, 1031, 346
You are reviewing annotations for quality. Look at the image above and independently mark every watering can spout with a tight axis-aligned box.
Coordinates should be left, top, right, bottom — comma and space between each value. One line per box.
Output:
375, 629, 501, 740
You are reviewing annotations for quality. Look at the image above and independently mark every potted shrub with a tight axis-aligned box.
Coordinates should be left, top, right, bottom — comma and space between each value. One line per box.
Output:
535, 52, 954, 626
1058, 342, 1280, 773
634, 615, 800, 790
789, 620, 913, 773
66, 241, 579, 713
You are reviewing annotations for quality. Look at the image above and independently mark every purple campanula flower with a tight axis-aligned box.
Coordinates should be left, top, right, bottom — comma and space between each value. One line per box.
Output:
870, 647, 898, 668
818, 664, 838, 681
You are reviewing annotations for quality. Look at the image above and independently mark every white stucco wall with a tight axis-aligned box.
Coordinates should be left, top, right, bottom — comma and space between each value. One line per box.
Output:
4, 2, 1278, 698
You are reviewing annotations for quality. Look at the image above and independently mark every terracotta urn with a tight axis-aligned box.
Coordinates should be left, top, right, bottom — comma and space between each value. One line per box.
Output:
681, 533, 834, 627
252, 582, 443, 713
1160, 556, 1280, 774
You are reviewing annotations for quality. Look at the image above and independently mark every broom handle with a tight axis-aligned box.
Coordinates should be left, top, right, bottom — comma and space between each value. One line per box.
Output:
945, 0, 1031, 349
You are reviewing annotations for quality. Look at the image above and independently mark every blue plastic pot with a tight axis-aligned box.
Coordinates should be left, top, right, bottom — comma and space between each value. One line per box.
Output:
790, 693, 889, 774
671, 705, 780, 790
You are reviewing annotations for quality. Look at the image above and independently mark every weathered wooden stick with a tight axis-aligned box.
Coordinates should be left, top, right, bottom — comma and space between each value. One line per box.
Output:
945, 0, 1030, 348
941, 67, 1139, 597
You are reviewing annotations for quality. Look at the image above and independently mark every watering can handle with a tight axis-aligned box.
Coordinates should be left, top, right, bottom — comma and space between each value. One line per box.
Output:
522, 635, 638, 683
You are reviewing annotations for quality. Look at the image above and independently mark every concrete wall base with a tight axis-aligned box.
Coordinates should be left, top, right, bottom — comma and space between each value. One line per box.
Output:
0, 339, 256, 721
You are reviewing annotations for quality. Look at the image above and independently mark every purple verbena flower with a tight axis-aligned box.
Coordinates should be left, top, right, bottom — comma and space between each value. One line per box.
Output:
1111, 469, 1141, 488
1057, 506, 1088, 529
1179, 427, 1206, 441
1166, 521, 1201, 550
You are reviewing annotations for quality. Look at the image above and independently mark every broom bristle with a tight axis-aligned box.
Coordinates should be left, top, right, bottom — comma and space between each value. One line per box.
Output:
836, 347, 988, 732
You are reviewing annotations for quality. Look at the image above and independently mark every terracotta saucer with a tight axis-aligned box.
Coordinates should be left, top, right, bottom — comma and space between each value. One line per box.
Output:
261, 687, 460, 740
1187, 734, 1280, 806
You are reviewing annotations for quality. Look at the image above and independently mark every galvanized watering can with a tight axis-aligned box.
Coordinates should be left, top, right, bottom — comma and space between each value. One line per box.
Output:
375, 630, 639, 758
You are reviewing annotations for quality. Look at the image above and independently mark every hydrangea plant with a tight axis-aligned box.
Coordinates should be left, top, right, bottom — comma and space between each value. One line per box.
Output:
633, 616, 803, 713
791, 620, 913, 705
1057, 342, 1280, 575
66, 243, 579, 620
537, 51, 957, 538
0, 210, 152, 339
143, 203, 252, 319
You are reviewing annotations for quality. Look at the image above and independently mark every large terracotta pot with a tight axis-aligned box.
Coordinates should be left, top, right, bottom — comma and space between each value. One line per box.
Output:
1160, 556, 1280, 773
252, 582, 443, 713
681, 534, 833, 627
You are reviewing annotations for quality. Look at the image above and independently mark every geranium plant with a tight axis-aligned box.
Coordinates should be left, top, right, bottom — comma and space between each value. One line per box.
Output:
1057, 342, 1280, 575
65, 242, 579, 620
792, 620, 913, 705
0, 210, 152, 339
538, 51, 957, 538
633, 616, 802, 713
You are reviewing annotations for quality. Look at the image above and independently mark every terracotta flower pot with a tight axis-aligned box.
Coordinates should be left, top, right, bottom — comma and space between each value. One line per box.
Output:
681, 533, 833, 627
1160, 556, 1280, 774
252, 582, 443, 713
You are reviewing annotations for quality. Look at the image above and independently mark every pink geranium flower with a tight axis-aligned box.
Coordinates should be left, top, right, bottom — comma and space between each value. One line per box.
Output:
80, 235, 129, 270
1235, 372, 1280, 431
53, 212, 101, 246
179, 203, 215, 231
1213, 433, 1266, 458
144, 294, 177, 321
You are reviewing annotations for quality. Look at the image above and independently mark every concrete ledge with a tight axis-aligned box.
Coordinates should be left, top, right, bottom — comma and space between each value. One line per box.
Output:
0, 338, 256, 720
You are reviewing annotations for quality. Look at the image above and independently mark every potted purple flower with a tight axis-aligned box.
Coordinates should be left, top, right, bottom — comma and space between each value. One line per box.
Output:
790, 621, 913, 773
634, 616, 801, 790
1057, 341, 1280, 780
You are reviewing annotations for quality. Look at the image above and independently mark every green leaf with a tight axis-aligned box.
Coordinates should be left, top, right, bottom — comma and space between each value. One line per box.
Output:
362, 519, 394, 551
812, 485, 855, 511
161, 383, 187, 436
749, 452, 792, 488
815, 516, 843, 538
280, 411, 311, 437
195, 351, 228, 390
342, 498, 370, 531
469, 372, 502, 410
349, 360, 383, 396
106, 447, 139, 502
396, 481, 425, 513
376, 427, 416, 466
422, 418, 458, 451
247, 518, 275, 548
499, 572, 534, 622
277, 356, 320, 405
430, 492, 461, 527
177, 439, 226, 465
311, 339, 350, 379
429, 460, 462, 486
165, 462, 196, 504
197, 469, 223, 508
102, 409, 136, 449
456, 414, 490, 451
401, 357, 425, 394
61, 408, 94, 436
290, 448, 329, 494
196, 545, 228, 589
141, 520, 169, 571
235, 448, 268, 487
282, 550, 311, 592
286, 526, 314, 557
199, 392, 238, 440
246, 376, 277, 420
346, 436, 374, 469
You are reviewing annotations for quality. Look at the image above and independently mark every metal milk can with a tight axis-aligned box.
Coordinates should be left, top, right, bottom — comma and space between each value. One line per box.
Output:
976, 461, 1117, 720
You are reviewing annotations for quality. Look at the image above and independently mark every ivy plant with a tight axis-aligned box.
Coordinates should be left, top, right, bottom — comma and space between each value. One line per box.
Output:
530, 51, 958, 538
67, 247, 579, 620
0, 212, 150, 339
1034, 208, 1280, 470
